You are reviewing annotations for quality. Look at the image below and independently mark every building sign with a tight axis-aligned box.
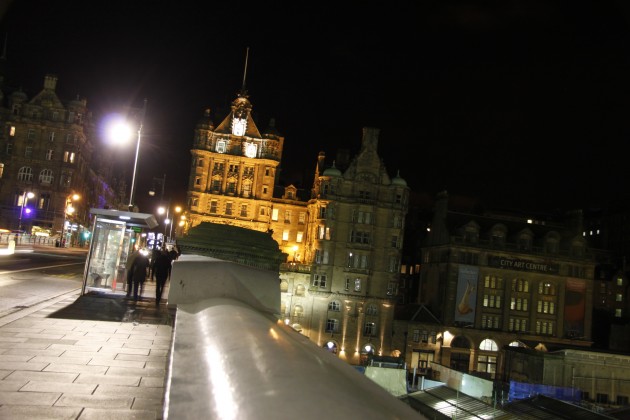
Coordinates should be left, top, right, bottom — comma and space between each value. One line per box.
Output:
454, 265, 478, 323
488, 256, 559, 274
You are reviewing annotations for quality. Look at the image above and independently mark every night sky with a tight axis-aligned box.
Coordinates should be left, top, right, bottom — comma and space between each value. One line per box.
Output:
1, 1, 630, 214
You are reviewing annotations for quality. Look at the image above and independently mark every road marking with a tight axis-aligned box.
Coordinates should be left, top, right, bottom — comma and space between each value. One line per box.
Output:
0, 262, 83, 275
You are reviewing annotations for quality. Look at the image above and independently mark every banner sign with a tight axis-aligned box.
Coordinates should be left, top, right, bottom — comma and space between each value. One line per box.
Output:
488, 256, 559, 274
454, 265, 478, 323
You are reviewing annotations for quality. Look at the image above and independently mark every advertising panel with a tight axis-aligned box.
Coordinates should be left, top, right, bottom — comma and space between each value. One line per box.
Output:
564, 278, 586, 337
454, 265, 479, 323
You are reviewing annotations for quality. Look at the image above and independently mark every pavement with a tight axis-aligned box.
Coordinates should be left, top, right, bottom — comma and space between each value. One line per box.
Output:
0, 257, 176, 420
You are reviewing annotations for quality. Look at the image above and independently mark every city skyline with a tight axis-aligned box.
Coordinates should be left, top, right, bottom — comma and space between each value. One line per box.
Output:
2, 1, 630, 213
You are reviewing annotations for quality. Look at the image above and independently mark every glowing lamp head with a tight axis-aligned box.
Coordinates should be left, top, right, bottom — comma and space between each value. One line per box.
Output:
106, 116, 134, 145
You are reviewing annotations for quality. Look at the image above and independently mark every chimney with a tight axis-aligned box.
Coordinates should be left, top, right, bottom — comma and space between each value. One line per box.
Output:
361, 127, 380, 151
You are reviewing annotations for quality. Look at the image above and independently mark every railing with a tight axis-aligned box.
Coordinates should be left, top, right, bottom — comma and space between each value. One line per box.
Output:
164, 254, 424, 419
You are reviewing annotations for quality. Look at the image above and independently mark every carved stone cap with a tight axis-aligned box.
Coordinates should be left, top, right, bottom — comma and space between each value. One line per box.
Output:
177, 222, 287, 272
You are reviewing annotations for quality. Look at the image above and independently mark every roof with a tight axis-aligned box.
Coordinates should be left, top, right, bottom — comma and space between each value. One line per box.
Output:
504, 394, 617, 420
89, 208, 158, 229
404, 385, 514, 419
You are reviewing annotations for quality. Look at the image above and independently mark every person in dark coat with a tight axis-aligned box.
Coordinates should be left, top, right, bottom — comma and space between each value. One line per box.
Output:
151, 248, 172, 305
129, 250, 150, 301
125, 248, 141, 297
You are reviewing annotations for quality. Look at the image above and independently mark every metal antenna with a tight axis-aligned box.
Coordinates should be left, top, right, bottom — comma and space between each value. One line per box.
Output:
241, 47, 249, 95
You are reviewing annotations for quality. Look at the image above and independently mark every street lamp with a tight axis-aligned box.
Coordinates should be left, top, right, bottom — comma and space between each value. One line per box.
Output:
62, 194, 80, 247
157, 205, 169, 246
18, 191, 34, 232
106, 99, 147, 211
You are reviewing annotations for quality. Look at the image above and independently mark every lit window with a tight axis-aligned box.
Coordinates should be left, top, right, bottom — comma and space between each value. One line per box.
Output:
9, 126, 15, 136
282, 230, 289, 241
63, 151, 75, 163
328, 301, 340, 311
479, 339, 498, 351
271, 208, 279, 221
296, 231, 303, 243
216, 140, 226, 153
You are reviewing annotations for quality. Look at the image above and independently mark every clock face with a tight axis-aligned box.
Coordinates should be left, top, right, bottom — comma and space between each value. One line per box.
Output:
232, 118, 247, 136
245, 143, 257, 158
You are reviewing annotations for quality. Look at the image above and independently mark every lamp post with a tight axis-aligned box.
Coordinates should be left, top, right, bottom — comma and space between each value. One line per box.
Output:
169, 206, 181, 240
106, 99, 147, 211
62, 194, 80, 247
18, 191, 34, 232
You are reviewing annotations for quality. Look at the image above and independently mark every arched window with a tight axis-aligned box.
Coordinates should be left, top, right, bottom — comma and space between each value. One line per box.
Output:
451, 336, 471, 349
479, 339, 498, 351
292, 305, 303, 317
328, 300, 341, 311
324, 341, 338, 354
39, 169, 54, 185
17, 166, 33, 181
279, 280, 288, 293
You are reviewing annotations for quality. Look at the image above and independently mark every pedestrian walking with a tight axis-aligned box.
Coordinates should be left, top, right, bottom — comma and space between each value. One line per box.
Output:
129, 249, 150, 301
125, 247, 141, 296
152, 247, 172, 305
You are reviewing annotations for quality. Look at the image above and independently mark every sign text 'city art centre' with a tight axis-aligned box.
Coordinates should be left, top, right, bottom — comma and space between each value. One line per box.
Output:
488, 256, 559, 274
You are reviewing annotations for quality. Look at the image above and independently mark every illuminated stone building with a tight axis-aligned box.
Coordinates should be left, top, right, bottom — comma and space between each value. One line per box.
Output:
0, 74, 120, 238
393, 191, 596, 381
184, 88, 410, 364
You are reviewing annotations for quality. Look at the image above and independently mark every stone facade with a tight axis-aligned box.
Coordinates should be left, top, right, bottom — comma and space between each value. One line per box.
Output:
395, 191, 597, 383
0, 74, 120, 237
184, 90, 410, 364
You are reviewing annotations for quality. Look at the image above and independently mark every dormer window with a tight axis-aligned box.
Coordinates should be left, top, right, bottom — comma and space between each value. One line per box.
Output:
232, 117, 247, 136
216, 140, 226, 153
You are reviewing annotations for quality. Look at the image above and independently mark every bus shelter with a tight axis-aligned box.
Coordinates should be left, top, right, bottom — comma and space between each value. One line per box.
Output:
82, 208, 158, 295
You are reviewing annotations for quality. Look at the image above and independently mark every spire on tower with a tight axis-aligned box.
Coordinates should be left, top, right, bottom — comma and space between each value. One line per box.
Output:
240, 47, 250, 97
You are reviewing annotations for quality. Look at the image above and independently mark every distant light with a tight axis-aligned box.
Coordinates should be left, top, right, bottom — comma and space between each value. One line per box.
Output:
527, 219, 533, 224
119, 216, 130, 220
24, 208, 31, 214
